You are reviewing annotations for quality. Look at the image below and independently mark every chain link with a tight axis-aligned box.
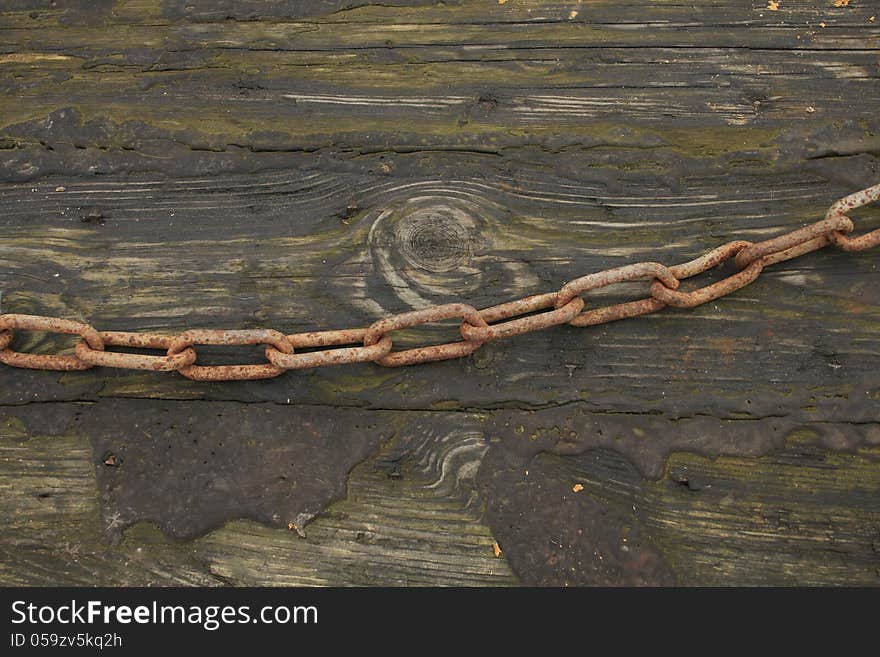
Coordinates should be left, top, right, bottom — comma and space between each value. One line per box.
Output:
460, 293, 584, 342
556, 262, 677, 327
652, 240, 763, 308
166, 329, 294, 381
75, 331, 197, 371
265, 328, 393, 370
0, 184, 877, 380
734, 214, 854, 269
0, 314, 104, 371
364, 303, 487, 366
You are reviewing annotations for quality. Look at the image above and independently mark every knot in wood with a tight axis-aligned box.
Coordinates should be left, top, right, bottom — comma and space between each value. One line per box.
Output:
366, 194, 500, 308
397, 210, 473, 273
391, 203, 475, 273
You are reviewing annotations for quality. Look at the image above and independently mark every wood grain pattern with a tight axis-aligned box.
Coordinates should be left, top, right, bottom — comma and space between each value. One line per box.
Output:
0, 0, 878, 586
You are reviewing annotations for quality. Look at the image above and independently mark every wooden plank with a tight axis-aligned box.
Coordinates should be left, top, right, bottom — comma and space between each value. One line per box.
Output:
3, 403, 877, 585
0, 0, 878, 585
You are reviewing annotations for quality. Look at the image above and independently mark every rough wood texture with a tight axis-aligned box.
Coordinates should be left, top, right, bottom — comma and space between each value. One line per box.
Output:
1, 0, 878, 586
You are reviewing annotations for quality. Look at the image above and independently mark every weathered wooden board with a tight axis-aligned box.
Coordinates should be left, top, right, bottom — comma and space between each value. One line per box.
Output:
0, 0, 878, 586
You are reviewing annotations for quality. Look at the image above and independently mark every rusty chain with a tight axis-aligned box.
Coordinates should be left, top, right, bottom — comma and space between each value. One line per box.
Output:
0, 184, 877, 381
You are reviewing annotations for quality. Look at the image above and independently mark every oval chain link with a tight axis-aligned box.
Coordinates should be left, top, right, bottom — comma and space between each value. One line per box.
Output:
460, 293, 585, 342
0, 314, 104, 371
734, 215, 853, 269
266, 328, 393, 369
650, 241, 763, 308
554, 262, 679, 328
76, 331, 197, 371
363, 303, 488, 367
166, 329, 293, 381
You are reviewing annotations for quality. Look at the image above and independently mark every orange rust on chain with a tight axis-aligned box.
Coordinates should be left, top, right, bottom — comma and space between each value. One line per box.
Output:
0, 184, 876, 379
668, 241, 754, 279
363, 303, 488, 367
556, 262, 680, 309
460, 293, 585, 342
0, 314, 103, 371
166, 329, 293, 381
755, 234, 830, 267
567, 298, 666, 328
266, 328, 393, 369
570, 240, 752, 326
734, 215, 853, 269
550, 262, 679, 328
75, 331, 197, 371
650, 240, 763, 308
652, 260, 764, 308
826, 183, 880, 252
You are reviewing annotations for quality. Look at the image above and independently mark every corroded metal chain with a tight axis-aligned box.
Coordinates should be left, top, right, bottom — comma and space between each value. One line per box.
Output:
1, 184, 878, 381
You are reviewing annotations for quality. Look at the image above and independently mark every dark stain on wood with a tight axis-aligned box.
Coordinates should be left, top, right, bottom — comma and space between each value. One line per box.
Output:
1, 0, 879, 586
5, 399, 393, 541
